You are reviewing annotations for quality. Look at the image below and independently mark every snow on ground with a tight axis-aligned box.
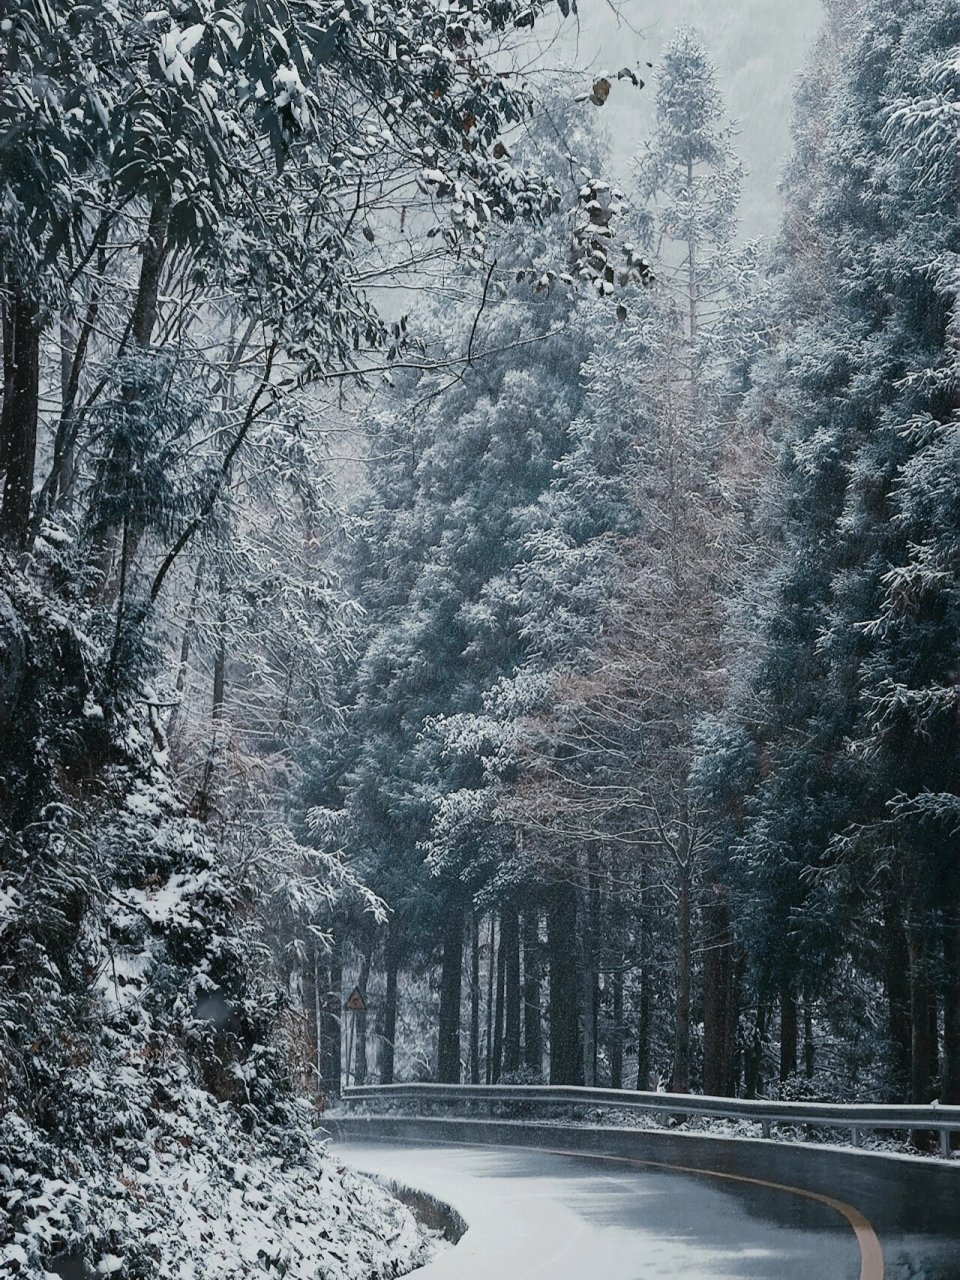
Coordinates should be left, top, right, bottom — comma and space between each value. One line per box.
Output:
1, 1091, 438, 1280
552, 1105, 957, 1160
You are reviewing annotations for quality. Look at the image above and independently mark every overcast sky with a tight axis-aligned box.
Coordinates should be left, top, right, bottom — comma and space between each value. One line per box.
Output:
529, 0, 825, 240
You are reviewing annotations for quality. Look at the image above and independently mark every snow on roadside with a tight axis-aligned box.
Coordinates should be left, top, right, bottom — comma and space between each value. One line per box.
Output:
1, 1087, 437, 1280
522, 1106, 960, 1162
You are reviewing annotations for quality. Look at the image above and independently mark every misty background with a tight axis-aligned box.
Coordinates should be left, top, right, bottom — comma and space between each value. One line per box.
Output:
536, 0, 824, 239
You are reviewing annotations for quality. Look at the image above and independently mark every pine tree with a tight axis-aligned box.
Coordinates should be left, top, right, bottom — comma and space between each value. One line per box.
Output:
502, 28, 758, 1095
713, 0, 960, 1105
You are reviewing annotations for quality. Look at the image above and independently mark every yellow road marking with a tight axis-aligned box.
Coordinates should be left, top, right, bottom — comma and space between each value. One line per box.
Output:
342, 1129, 885, 1280
552, 1148, 886, 1280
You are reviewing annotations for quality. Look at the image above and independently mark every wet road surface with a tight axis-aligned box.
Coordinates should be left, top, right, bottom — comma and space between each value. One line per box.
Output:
330, 1117, 960, 1279
335, 1140, 882, 1279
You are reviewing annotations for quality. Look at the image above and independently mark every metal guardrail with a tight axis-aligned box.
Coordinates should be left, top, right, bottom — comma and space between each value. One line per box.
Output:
339, 1082, 960, 1160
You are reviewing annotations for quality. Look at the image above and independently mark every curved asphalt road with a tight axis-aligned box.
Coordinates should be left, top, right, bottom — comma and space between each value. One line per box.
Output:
332, 1127, 960, 1280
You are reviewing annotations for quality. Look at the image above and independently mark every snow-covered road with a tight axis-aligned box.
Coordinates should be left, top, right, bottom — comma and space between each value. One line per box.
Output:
335, 1139, 872, 1280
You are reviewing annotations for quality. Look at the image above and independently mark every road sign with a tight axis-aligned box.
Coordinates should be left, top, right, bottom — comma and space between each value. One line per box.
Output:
344, 986, 366, 1012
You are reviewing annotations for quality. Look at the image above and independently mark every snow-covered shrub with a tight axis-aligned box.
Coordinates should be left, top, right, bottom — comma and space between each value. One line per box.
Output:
0, 555, 429, 1277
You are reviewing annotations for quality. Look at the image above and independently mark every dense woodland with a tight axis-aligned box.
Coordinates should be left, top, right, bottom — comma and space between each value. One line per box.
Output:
306, 0, 960, 1112
2, 0, 960, 1272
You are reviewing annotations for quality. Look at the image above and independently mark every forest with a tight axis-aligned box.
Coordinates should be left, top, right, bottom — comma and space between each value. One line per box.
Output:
2, 0, 960, 1274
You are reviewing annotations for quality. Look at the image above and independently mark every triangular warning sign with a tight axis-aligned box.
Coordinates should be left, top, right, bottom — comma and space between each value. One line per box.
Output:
344, 986, 366, 1012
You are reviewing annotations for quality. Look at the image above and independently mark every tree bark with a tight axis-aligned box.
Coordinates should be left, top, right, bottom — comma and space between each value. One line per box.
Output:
744, 1003, 767, 1100
492, 912, 505, 1083
610, 966, 624, 1089
907, 924, 934, 1105
469, 912, 481, 1084
943, 911, 960, 1107
882, 888, 912, 1100
502, 902, 521, 1075
166, 559, 204, 750
702, 889, 734, 1096
485, 913, 495, 1084
0, 289, 41, 548
671, 849, 693, 1094
779, 984, 798, 1085
380, 920, 399, 1084
636, 889, 653, 1090
437, 901, 464, 1083
636, 975, 653, 1090
302, 937, 320, 1091
523, 907, 543, 1075
548, 881, 582, 1084
194, 575, 226, 823
131, 197, 171, 349
580, 850, 598, 1087
930, 990, 940, 1085
353, 924, 373, 1086
320, 938, 343, 1096
51, 304, 79, 508
96, 197, 171, 584
803, 993, 815, 1080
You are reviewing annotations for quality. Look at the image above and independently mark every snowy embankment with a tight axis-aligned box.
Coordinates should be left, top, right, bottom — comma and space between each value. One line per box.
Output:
2, 1101, 433, 1279
0, 569, 434, 1280
1, 845, 436, 1280
1, 851, 436, 1280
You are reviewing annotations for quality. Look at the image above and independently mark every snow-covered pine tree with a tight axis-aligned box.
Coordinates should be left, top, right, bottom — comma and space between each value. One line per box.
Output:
297, 101, 632, 1086
498, 28, 763, 1096
712, 0, 960, 1105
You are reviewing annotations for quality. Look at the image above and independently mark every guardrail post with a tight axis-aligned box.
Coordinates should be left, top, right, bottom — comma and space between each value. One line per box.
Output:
851, 1126, 861, 1148
940, 1129, 951, 1160
761, 1119, 771, 1139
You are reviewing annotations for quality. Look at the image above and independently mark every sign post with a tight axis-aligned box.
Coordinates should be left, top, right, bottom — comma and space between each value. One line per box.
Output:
343, 986, 366, 1087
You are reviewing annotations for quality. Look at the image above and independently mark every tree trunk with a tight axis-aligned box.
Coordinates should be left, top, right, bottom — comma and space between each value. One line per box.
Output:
353, 925, 373, 1086
726, 954, 746, 1096
29, 231, 107, 540
485, 913, 496, 1084
803, 994, 815, 1080
702, 890, 734, 1096
194, 580, 227, 824
636, 975, 653, 1090
548, 881, 582, 1084
744, 1003, 767, 1099
437, 901, 464, 1083
779, 984, 798, 1085
166, 558, 204, 751
380, 920, 399, 1084
882, 889, 912, 1100
97, 197, 171, 583
131, 197, 171, 349
943, 911, 960, 1107
492, 912, 505, 1083
57, 307, 77, 504
523, 907, 543, 1075
930, 990, 941, 1083
907, 925, 934, 1105
636, 891, 653, 1090
320, 938, 343, 1097
0, 289, 41, 548
579, 850, 598, 1088
502, 902, 521, 1076
302, 937, 320, 1091
610, 966, 624, 1089
590, 859, 601, 1086
671, 851, 693, 1093
469, 912, 481, 1085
